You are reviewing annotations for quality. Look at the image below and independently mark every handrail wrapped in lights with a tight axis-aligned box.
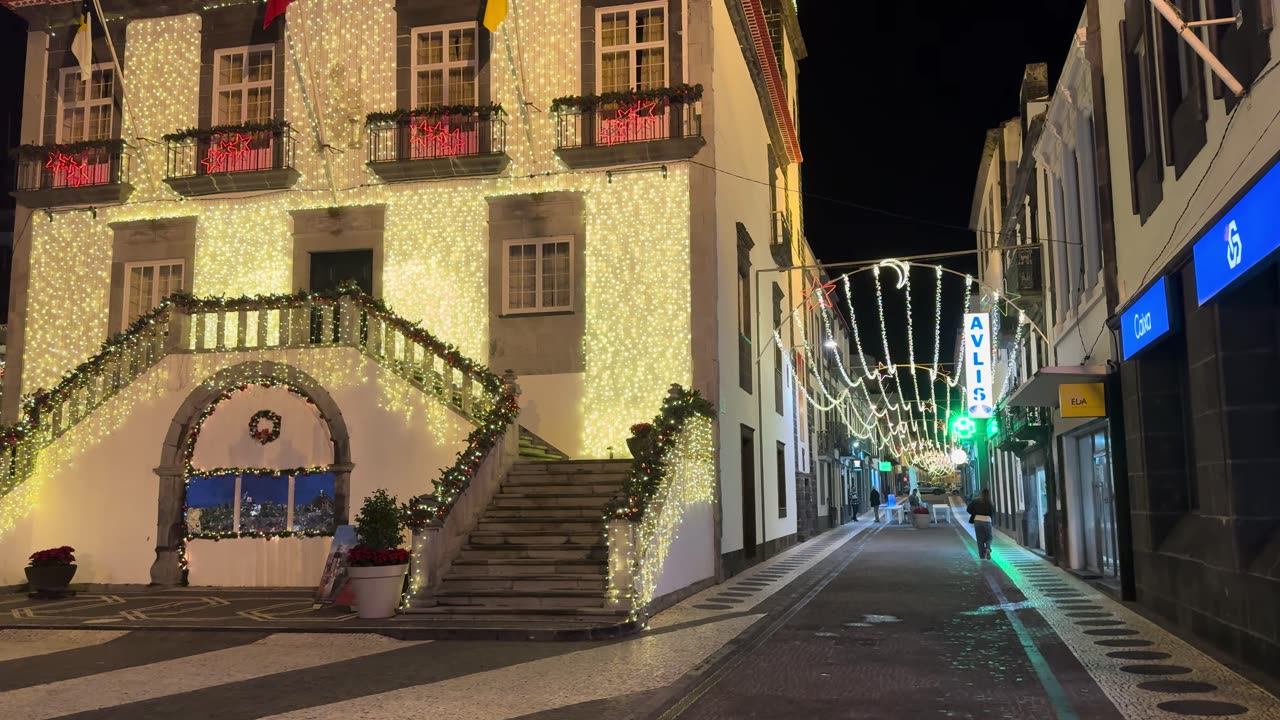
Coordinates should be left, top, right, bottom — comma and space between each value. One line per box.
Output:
0, 284, 518, 539
606, 385, 715, 622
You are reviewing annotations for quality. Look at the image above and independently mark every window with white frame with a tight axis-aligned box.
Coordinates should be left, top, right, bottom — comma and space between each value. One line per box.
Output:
503, 238, 572, 314
123, 260, 184, 330
58, 65, 115, 143
597, 3, 667, 93
412, 24, 478, 106
214, 45, 275, 125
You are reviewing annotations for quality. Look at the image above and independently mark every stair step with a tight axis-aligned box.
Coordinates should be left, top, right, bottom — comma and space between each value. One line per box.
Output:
440, 575, 607, 592
491, 493, 613, 508
449, 558, 606, 576
482, 506, 607, 519
508, 461, 631, 475
457, 544, 608, 561
475, 519, 606, 533
502, 472, 628, 486
469, 531, 603, 546
435, 589, 614, 609
402, 605, 629, 623
498, 482, 622, 496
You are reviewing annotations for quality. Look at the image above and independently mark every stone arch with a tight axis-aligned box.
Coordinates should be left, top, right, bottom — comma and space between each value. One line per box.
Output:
150, 361, 352, 585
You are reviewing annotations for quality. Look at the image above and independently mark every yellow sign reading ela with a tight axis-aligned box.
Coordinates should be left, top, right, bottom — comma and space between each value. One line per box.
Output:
1060, 383, 1106, 418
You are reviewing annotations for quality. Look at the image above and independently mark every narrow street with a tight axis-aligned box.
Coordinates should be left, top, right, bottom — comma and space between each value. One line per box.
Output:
2, 516, 1276, 719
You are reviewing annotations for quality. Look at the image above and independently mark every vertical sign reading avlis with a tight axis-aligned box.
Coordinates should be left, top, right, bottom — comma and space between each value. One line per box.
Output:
964, 313, 993, 418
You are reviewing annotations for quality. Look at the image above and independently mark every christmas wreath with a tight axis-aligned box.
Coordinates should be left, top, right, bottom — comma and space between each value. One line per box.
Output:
248, 410, 282, 445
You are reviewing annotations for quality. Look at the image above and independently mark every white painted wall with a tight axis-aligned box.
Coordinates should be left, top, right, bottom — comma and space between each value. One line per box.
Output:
709, 0, 798, 554
654, 501, 715, 598
516, 373, 584, 459
0, 347, 470, 587
190, 385, 333, 471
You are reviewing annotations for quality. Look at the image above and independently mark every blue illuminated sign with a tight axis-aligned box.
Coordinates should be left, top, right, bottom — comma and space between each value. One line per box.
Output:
1120, 277, 1173, 360
1193, 159, 1280, 305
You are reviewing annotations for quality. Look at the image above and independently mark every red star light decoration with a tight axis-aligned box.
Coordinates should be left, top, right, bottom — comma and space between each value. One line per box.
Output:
46, 152, 92, 188
201, 133, 254, 173
805, 278, 838, 312
597, 99, 662, 146
410, 117, 468, 157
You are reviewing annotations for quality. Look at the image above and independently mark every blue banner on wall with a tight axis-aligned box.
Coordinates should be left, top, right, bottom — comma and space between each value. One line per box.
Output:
1120, 277, 1174, 360
1193, 159, 1280, 305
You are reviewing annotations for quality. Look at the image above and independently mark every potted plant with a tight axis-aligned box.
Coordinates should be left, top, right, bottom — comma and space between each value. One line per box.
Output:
911, 507, 931, 529
26, 546, 77, 597
346, 490, 410, 619
625, 422, 656, 459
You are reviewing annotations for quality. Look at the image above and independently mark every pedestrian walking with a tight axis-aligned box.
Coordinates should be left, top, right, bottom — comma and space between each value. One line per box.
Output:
870, 487, 881, 522
967, 488, 995, 559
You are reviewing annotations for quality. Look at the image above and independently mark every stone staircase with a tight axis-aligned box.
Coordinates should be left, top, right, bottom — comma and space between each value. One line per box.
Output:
409, 459, 632, 627
517, 428, 567, 462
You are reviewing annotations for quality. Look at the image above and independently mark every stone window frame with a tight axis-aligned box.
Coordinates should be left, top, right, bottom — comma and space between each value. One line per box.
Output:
107, 217, 197, 341
736, 222, 754, 394
595, 0, 669, 94
580, 0, 683, 96
409, 21, 481, 107
501, 236, 575, 316
212, 44, 278, 125
289, 205, 387, 298
121, 258, 185, 332
56, 63, 117, 144
395, 1, 492, 112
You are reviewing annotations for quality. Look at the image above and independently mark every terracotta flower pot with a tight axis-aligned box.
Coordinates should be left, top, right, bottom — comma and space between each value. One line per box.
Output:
25, 564, 77, 593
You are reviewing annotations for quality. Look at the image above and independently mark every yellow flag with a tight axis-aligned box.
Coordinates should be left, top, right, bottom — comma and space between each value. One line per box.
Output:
483, 0, 507, 32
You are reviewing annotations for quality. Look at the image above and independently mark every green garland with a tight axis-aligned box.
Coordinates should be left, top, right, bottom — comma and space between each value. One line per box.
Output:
162, 119, 292, 143
189, 529, 334, 541
607, 385, 715, 521
11, 138, 127, 161
365, 103, 505, 126
551, 84, 703, 113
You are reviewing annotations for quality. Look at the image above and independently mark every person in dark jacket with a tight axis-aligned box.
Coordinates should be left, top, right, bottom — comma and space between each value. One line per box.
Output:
869, 487, 881, 522
967, 488, 995, 559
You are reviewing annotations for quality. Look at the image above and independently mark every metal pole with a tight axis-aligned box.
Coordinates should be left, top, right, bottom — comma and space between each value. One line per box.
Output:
1149, 0, 1246, 97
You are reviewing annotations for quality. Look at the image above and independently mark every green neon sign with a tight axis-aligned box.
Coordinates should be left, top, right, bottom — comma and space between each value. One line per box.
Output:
950, 414, 976, 440
878, 461, 892, 472
987, 418, 1001, 438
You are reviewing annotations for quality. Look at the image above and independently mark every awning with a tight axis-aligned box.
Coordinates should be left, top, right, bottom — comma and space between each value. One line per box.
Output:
1004, 365, 1109, 408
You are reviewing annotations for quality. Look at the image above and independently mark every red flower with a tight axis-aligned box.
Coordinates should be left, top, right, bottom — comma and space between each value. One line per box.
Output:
346, 545, 410, 567
28, 545, 76, 567
911, 507, 930, 515
630, 422, 655, 435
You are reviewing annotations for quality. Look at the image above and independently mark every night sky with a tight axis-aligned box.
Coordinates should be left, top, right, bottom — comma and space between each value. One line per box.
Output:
794, 0, 1084, 373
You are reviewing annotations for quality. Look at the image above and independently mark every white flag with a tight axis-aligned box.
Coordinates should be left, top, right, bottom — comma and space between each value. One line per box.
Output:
71, 11, 92, 81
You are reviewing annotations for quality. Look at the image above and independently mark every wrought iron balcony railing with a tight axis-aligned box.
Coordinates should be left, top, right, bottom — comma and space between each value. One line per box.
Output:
11, 140, 133, 207
163, 125, 299, 196
365, 112, 510, 181
551, 87, 705, 169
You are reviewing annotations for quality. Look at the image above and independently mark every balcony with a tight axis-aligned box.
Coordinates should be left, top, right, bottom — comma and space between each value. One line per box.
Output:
365, 109, 510, 182
771, 211, 793, 267
1004, 405, 1049, 445
10, 140, 134, 208
163, 123, 300, 197
552, 85, 705, 170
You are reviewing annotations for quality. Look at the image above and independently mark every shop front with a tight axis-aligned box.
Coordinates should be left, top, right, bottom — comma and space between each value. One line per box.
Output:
1118, 151, 1280, 672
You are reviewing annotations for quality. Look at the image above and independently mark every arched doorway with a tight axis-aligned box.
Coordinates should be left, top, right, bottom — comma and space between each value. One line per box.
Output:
150, 362, 352, 585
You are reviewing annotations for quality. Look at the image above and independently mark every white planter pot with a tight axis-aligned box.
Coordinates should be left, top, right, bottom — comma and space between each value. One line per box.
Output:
911, 513, 931, 529
347, 564, 407, 619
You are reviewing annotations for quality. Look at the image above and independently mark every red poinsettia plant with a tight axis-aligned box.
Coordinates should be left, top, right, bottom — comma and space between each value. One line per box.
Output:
629, 422, 655, 436
911, 507, 930, 515
347, 546, 411, 567
28, 546, 76, 567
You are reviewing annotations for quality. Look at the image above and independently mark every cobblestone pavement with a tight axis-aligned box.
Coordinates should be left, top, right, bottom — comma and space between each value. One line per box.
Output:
0, 515, 1275, 719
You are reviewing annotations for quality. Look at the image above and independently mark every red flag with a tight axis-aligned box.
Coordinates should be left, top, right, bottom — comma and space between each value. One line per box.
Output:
264, 0, 296, 29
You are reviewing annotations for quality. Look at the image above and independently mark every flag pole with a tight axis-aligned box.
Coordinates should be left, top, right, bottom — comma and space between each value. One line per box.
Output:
91, 0, 151, 187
